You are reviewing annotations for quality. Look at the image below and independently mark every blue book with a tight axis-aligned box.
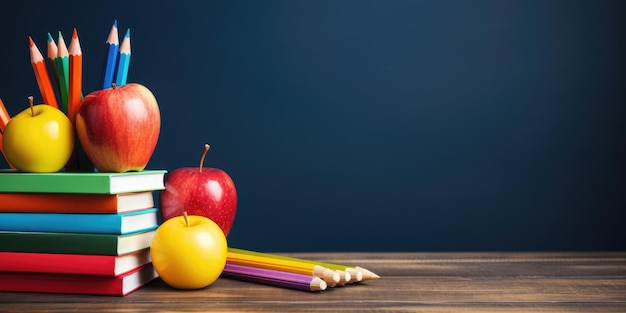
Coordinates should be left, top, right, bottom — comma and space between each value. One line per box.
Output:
0, 208, 159, 235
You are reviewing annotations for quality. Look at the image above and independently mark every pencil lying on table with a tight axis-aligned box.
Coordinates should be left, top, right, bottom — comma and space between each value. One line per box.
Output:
228, 248, 380, 283
222, 263, 327, 292
226, 249, 340, 285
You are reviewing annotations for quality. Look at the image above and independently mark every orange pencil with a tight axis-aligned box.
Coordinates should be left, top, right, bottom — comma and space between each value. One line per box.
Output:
0, 98, 15, 169
0, 98, 9, 131
28, 36, 59, 109
68, 28, 82, 125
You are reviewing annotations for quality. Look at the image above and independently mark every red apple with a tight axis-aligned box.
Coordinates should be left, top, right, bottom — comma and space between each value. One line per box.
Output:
160, 144, 237, 236
75, 83, 160, 172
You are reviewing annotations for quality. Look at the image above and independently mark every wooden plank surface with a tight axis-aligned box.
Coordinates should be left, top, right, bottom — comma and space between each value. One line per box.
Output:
0, 252, 624, 312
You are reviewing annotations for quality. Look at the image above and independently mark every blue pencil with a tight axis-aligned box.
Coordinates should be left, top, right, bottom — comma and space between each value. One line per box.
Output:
114, 28, 131, 86
102, 20, 119, 89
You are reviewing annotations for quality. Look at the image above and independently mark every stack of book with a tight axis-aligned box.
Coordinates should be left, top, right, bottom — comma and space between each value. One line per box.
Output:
0, 169, 167, 296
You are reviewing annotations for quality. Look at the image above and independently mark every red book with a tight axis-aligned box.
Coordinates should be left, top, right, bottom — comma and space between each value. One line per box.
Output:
0, 263, 157, 296
0, 249, 151, 276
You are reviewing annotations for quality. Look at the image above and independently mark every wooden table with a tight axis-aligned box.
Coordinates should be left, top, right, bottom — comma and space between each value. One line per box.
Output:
1, 252, 625, 312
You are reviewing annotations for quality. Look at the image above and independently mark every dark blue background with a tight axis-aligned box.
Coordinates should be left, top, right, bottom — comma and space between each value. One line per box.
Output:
1, 0, 624, 251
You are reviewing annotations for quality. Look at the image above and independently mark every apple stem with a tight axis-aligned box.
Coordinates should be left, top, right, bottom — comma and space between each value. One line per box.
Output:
183, 211, 189, 227
199, 144, 210, 173
111, 83, 117, 90
28, 96, 34, 116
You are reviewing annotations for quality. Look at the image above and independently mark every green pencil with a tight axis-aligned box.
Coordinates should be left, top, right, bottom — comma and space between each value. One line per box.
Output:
55, 31, 70, 115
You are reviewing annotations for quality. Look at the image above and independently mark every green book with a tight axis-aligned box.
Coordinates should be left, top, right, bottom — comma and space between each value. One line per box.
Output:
0, 170, 166, 194
0, 229, 156, 256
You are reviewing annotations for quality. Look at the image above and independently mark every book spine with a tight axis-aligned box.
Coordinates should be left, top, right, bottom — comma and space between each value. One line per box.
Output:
0, 213, 123, 234
0, 193, 119, 213
0, 232, 119, 255
0, 251, 116, 275
0, 170, 165, 194
0, 264, 157, 296
0, 174, 109, 193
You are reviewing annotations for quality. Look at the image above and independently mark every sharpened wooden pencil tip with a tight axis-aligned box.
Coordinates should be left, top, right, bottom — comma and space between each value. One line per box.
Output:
335, 270, 351, 286
310, 277, 327, 291
313, 265, 340, 284
355, 266, 380, 280
345, 268, 363, 282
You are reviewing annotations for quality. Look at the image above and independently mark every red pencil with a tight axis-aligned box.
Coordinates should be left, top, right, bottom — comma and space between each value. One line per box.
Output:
68, 28, 82, 125
29, 36, 59, 109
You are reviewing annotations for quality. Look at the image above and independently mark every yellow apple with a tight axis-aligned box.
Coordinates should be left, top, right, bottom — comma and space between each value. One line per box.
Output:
150, 212, 228, 289
2, 97, 74, 173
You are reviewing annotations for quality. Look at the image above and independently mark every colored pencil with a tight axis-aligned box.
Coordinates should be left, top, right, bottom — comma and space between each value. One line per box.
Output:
114, 28, 131, 86
332, 270, 352, 287
46, 33, 60, 96
222, 263, 327, 292
226, 249, 340, 285
354, 266, 381, 281
0, 98, 9, 131
54, 31, 70, 115
29, 36, 59, 109
68, 28, 82, 125
0, 98, 15, 169
102, 20, 119, 89
228, 248, 379, 282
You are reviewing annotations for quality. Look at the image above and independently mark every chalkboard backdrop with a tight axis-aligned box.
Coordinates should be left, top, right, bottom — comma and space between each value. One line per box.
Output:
1, 0, 624, 251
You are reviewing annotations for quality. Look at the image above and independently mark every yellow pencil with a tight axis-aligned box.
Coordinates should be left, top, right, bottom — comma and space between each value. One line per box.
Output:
226, 250, 340, 285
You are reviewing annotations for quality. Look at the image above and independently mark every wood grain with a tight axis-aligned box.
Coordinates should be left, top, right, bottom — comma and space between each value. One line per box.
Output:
0, 252, 624, 312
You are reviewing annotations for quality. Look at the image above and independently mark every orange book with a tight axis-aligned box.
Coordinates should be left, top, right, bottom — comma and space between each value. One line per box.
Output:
0, 191, 155, 213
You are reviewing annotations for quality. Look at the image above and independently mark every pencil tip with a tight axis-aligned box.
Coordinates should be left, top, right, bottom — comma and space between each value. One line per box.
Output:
58, 31, 63, 39
125, 28, 130, 37
72, 28, 78, 37
113, 19, 118, 27
311, 277, 327, 291
28, 36, 34, 46
335, 270, 351, 286
355, 266, 381, 280
47, 33, 53, 42
345, 268, 363, 282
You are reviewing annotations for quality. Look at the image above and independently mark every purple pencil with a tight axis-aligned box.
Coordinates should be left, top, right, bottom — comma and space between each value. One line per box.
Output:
222, 263, 327, 292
